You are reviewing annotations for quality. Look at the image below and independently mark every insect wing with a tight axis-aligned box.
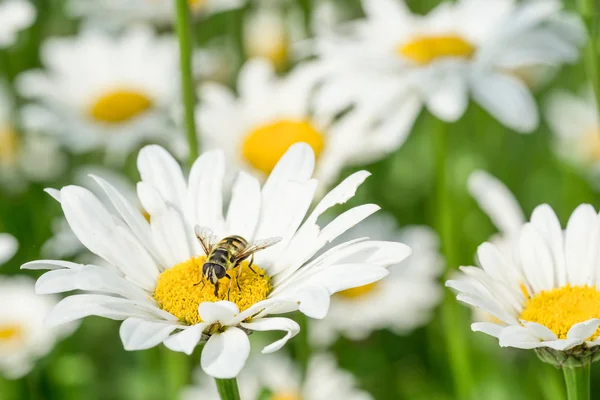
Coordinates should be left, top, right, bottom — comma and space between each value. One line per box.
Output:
233, 237, 282, 261
194, 225, 218, 255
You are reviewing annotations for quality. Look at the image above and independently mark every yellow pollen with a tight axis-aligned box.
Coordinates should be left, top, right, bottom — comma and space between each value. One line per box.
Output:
337, 282, 378, 299
520, 285, 600, 340
242, 119, 325, 175
271, 393, 302, 400
0, 125, 19, 166
89, 89, 153, 124
153, 256, 271, 325
398, 34, 476, 66
0, 325, 23, 342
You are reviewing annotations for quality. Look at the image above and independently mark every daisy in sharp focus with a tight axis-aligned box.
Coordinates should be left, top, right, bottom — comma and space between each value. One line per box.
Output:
68, 0, 245, 27
310, 213, 443, 346
16, 26, 179, 163
196, 58, 413, 190
312, 0, 585, 136
182, 352, 373, 400
23, 143, 411, 379
447, 203, 600, 364
545, 86, 600, 186
0, 0, 36, 49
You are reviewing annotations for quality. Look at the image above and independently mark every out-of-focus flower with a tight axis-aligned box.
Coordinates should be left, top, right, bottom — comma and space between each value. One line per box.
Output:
196, 58, 405, 190
545, 86, 600, 185
244, 6, 290, 71
182, 352, 373, 400
312, 0, 585, 139
447, 204, 600, 366
0, 233, 17, 266
0, 83, 66, 191
0, 0, 36, 48
311, 213, 443, 346
193, 38, 238, 85
16, 26, 179, 163
0, 276, 74, 379
24, 143, 410, 379
68, 0, 245, 27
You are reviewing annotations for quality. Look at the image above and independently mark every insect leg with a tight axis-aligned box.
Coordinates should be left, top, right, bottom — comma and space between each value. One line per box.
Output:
247, 253, 263, 277
194, 274, 206, 289
213, 281, 219, 297
225, 273, 232, 300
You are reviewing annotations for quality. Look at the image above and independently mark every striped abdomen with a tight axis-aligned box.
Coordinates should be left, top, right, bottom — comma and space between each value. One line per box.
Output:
207, 235, 248, 270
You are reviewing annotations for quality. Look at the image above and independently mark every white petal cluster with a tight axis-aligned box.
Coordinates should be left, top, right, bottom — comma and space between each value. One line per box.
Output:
0, 0, 36, 48
24, 143, 411, 378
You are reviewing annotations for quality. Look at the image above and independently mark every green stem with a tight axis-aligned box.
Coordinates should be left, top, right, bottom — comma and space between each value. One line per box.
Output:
174, 0, 199, 166
433, 117, 473, 399
215, 378, 241, 400
563, 365, 591, 400
161, 347, 189, 399
293, 312, 311, 379
578, 0, 600, 113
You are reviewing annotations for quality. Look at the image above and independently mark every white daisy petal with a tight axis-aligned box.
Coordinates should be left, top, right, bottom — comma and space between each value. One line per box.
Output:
188, 150, 225, 235
240, 317, 300, 353
296, 285, 332, 319
521, 321, 558, 341
120, 318, 178, 351
498, 325, 542, 349
471, 322, 503, 338
0, 233, 18, 265
164, 324, 208, 355
201, 327, 250, 379
566, 319, 600, 341
198, 301, 240, 325
225, 172, 261, 238
565, 204, 600, 285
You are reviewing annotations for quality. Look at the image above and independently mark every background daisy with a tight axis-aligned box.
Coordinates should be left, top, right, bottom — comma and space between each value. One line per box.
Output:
0, 0, 35, 49
16, 26, 179, 163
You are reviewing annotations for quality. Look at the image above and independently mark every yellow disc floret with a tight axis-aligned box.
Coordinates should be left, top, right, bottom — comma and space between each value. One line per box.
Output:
337, 282, 377, 299
272, 393, 302, 400
153, 256, 271, 325
89, 89, 153, 124
520, 285, 600, 340
398, 34, 476, 65
242, 119, 325, 175
0, 324, 23, 342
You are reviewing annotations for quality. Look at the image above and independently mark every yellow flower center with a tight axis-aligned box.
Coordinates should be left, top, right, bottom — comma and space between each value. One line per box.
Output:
520, 285, 600, 339
153, 256, 271, 325
0, 125, 19, 166
0, 324, 23, 342
398, 34, 476, 66
242, 120, 325, 175
337, 282, 378, 299
272, 393, 302, 400
89, 89, 153, 124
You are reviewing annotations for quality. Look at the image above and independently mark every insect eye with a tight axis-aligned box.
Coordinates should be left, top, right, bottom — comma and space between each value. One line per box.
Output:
215, 266, 227, 278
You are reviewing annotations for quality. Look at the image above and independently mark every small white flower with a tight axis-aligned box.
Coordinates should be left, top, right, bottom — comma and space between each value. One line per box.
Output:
312, 0, 584, 139
0, 83, 66, 191
0, 0, 36, 48
16, 26, 179, 162
68, 0, 245, 27
447, 203, 600, 355
0, 233, 18, 266
196, 58, 401, 190
0, 276, 74, 379
244, 6, 290, 70
182, 352, 373, 400
310, 213, 443, 346
545, 86, 600, 185
24, 143, 410, 379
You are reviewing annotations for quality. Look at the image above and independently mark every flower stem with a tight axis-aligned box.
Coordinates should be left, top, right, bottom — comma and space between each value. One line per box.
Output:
577, 0, 600, 113
174, 0, 199, 166
432, 116, 474, 399
563, 365, 591, 400
215, 378, 241, 400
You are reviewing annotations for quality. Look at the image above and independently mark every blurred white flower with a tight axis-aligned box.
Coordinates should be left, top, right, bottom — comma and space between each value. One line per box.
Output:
182, 352, 373, 400
0, 233, 18, 266
16, 26, 179, 163
24, 143, 410, 379
196, 58, 403, 190
0, 276, 74, 379
311, 213, 443, 346
545, 86, 600, 185
0, 83, 66, 191
447, 204, 600, 361
0, 0, 36, 48
244, 6, 290, 70
68, 0, 245, 27
312, 0, 585, 140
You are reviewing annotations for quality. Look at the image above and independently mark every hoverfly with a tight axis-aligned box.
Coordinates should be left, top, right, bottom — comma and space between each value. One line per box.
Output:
194, 225, 281, 298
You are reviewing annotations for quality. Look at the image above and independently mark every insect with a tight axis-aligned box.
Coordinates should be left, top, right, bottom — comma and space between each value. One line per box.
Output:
194, 225, 281, 298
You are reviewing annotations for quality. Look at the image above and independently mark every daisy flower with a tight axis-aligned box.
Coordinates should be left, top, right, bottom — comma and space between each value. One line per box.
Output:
0, 83, 66, 191
196, 58, 413, 190
16, 26, 179, 162
447, 203, 600, 365
312, 0, 585, 136
310, 213, 443, 346
68, 0, 245, 27
0, 0, 36, 48
182, 352, 373, 400
23, 143, 411, 379
0, 276, 74, 379
244, 5, 291, 71
545, 86, 600, 185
